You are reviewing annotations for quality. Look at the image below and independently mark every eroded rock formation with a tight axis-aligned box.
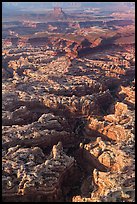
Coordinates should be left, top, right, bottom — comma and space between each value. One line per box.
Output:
3, 142, 80, 202
2, 14, 135, 202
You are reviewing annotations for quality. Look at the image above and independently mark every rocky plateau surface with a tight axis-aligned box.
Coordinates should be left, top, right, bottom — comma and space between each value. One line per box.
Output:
2, 33, 135, 202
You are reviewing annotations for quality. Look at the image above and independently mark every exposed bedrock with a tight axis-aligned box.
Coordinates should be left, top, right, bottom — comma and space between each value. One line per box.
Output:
2, 31, 135, 202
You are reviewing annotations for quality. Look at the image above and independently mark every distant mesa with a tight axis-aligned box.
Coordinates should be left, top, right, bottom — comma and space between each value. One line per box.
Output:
50, 7, 67, 19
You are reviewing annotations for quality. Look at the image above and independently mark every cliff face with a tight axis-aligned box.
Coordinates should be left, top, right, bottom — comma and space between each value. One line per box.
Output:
26, 33, 135, 58
26, 36, 93, 58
